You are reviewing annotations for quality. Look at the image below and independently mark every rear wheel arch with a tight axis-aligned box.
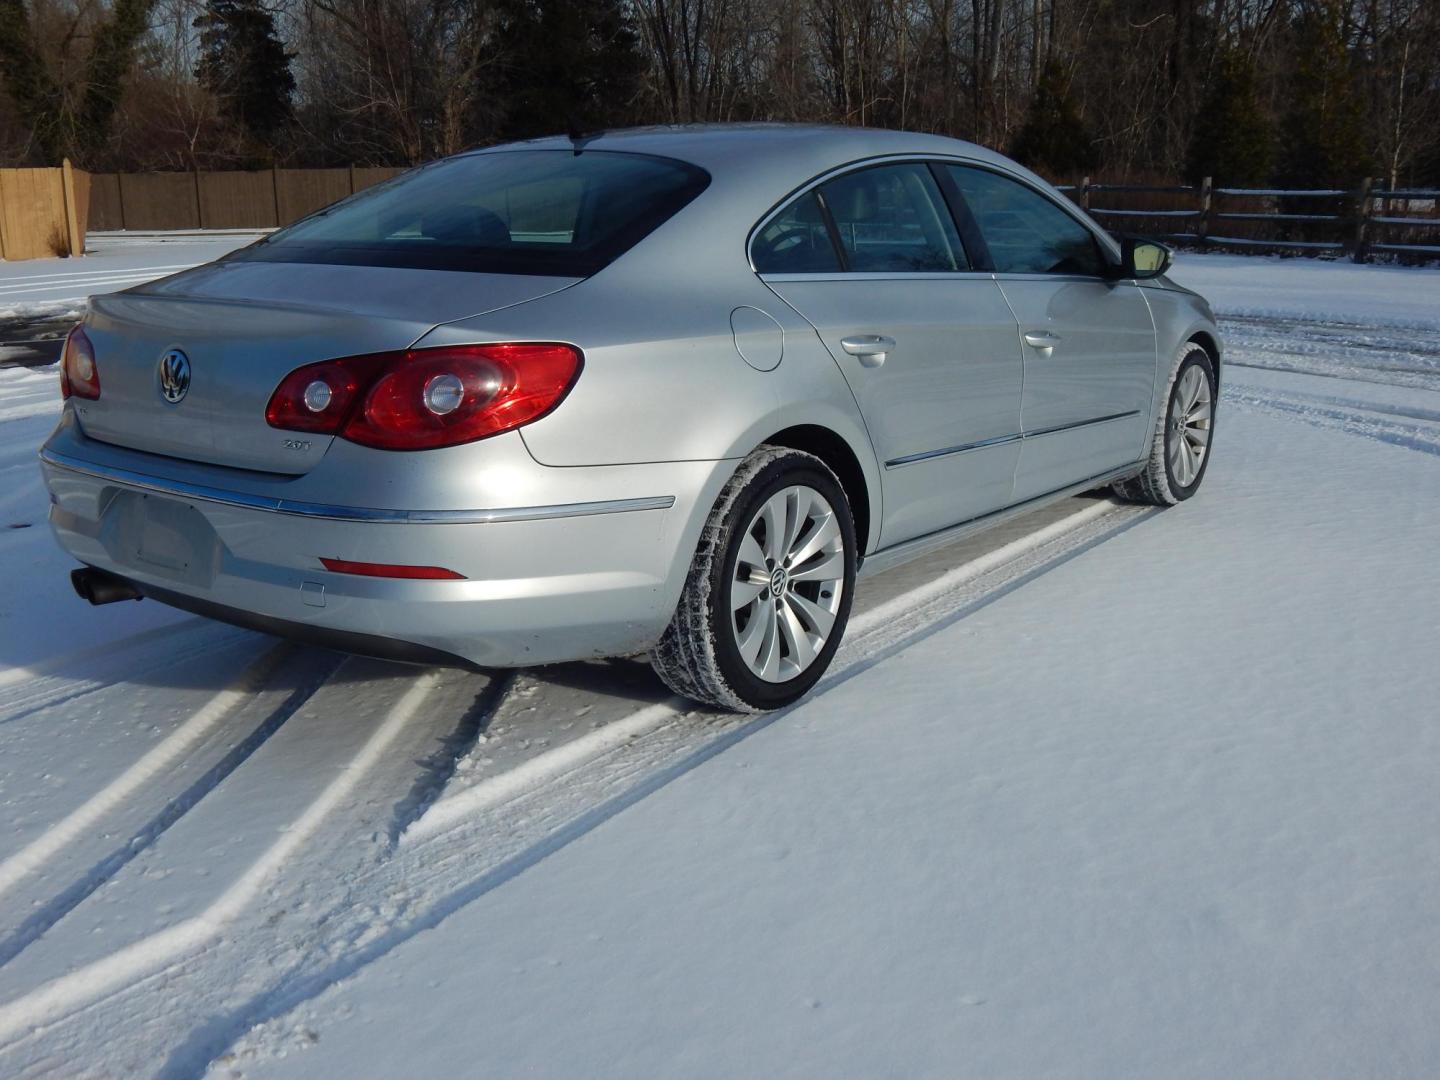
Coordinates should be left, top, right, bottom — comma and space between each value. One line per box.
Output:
759, 424, 873, 555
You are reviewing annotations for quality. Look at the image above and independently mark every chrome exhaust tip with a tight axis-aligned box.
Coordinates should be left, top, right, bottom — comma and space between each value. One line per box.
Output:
70, 567, 143, 605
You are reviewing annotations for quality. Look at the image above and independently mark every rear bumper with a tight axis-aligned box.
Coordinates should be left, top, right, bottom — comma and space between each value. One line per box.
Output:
40, 426, 733, 668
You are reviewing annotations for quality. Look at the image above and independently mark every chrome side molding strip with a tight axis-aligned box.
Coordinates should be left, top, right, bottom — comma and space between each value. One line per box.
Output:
884, 410, 1141, 470
39, 448, 676, 525
1021, 410, 1141, 441
885, 432, 1022, 468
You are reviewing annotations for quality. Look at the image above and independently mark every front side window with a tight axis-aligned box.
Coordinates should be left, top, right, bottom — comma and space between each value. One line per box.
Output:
947, 166, 1106, 276
231, 150, 710, 277
820, 164, 968, 272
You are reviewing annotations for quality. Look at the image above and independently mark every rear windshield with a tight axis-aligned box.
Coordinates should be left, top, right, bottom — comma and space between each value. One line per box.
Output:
230, 150, 710, 277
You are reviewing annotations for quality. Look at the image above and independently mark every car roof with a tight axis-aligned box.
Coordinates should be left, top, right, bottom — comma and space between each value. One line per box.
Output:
460, 123, 1096, 273
468, 123, 1019, 193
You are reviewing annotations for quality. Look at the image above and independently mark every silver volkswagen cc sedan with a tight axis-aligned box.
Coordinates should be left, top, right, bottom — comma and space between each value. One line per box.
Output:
42, 124, 1221, 711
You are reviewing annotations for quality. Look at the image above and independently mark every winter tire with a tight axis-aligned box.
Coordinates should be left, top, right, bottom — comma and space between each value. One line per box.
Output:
1113, 342, 1217, 506
650, 446, 858, 712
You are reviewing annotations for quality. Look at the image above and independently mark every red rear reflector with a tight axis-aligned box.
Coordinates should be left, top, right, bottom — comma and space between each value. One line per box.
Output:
319, 558, 465, 580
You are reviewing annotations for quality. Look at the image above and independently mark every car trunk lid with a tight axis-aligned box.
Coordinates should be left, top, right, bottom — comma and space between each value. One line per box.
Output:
76, 262, 579, 475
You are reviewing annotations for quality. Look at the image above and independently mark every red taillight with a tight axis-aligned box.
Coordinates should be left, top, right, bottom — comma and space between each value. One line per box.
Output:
265, 343, 582, 451
264, 354, 371, 435
60, 326, 100, 400
319, 558, 465, 580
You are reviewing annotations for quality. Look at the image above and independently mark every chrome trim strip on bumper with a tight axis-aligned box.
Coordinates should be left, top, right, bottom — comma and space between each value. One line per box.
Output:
884, 410, 1142, 469
39, 448, 676, 525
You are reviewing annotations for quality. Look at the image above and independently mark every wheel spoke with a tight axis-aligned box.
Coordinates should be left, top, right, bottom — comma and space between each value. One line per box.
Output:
786, 590, 837, 639
777, 602, 816, 672
789, 549, 844, 584
737, 532, 767, 574
780, 488, 809, 558
757, 603, 782, 681
787, 512, 839, 569
758, 494, 786, 564
1182, 367, 1203, 413
732, 577, 766, 609
736, 605, 768, 667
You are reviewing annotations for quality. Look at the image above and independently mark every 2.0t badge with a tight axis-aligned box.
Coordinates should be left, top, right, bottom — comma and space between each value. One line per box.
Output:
158, 349, 191, 403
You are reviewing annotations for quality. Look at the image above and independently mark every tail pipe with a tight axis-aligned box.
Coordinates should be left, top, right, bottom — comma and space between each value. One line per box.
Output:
71, 567, 143, 605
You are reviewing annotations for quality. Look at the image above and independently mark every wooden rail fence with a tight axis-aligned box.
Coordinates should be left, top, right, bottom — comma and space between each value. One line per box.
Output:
7, 160, 1436, 265
0, 160, 89, 261
1058, 177, 1440, 262
85, 166, 406, 232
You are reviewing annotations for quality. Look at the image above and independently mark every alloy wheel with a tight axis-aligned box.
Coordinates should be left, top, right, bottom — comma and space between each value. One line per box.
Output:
1167, 364, 1212, 487
730, 485, 846, 683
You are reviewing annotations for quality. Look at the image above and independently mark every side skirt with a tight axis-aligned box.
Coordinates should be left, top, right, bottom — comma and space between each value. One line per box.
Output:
857, 463, 1143, 580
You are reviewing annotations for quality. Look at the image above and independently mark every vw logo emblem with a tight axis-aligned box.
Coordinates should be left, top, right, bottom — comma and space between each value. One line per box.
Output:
158, 349, 191, 404
769, 567, 788, 598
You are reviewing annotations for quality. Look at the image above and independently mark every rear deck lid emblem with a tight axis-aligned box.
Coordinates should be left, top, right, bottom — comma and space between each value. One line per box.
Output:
158, 349, 191, 403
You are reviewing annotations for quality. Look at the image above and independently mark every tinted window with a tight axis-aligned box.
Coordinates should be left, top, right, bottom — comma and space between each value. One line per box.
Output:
752, 193, 842, 273
230, 150, 709, 277
947, 166, 1105, 276
821, 164, 967, 272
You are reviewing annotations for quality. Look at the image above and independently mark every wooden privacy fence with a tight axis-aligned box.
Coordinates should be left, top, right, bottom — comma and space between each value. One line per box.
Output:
0, 160, 89, 261
86, 166, 407, 232
1058, 177, 1440, 262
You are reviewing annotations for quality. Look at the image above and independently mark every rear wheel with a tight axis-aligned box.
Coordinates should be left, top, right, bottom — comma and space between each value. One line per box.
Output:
650, 447, 857, 712
1114, 342, 1216, 506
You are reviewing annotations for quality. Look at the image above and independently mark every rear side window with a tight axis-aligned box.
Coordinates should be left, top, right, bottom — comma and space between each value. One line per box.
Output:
752, 193, 842, 273
946, 165, 1105, 276
821, 164, 967, 272
231, 150, 710, 277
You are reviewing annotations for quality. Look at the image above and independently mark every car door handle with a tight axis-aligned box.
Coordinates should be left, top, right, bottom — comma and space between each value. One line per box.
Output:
1023, 331, 1061, 358
840, 335, 895, 368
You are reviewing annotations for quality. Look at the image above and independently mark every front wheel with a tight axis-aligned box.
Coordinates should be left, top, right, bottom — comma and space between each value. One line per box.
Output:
1114, 342, 1217, 506
650, 446, 857, 712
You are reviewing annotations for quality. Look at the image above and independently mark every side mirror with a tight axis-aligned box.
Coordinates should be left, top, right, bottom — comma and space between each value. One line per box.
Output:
1115, 236, 1173, 280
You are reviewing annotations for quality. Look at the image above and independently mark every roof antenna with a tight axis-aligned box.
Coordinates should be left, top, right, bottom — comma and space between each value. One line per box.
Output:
567, 114, 600, 155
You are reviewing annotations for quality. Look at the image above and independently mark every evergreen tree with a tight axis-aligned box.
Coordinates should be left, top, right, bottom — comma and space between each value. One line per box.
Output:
1009, 62, 1098, 178
1276, 4, 1371, 187
1186, 50, 1275, 184
194, 0, 295, 149
489, 0, 645, 141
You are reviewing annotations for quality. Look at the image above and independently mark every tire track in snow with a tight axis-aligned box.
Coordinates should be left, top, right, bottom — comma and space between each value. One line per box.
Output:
1226, 385, 1440, 457
0, 646, 344, 969
403, 498, 1129, 845
174, 500, 1156, 1078
1223, 384, 1440, 426
0, 666, 445, 1047
385, 671, 516, 845
0, 618, 255, 727
0, 499, 1146, 1074
1218, 315, 1440, 391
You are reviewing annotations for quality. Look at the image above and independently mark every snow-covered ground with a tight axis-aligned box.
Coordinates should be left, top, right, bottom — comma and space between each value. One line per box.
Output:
0, 251, 1436, 1077
0, 233, 260, 309
0, 234, 259, 365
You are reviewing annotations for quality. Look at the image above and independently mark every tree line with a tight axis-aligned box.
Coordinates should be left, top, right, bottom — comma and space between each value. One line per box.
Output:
2, 0, 1437, 189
